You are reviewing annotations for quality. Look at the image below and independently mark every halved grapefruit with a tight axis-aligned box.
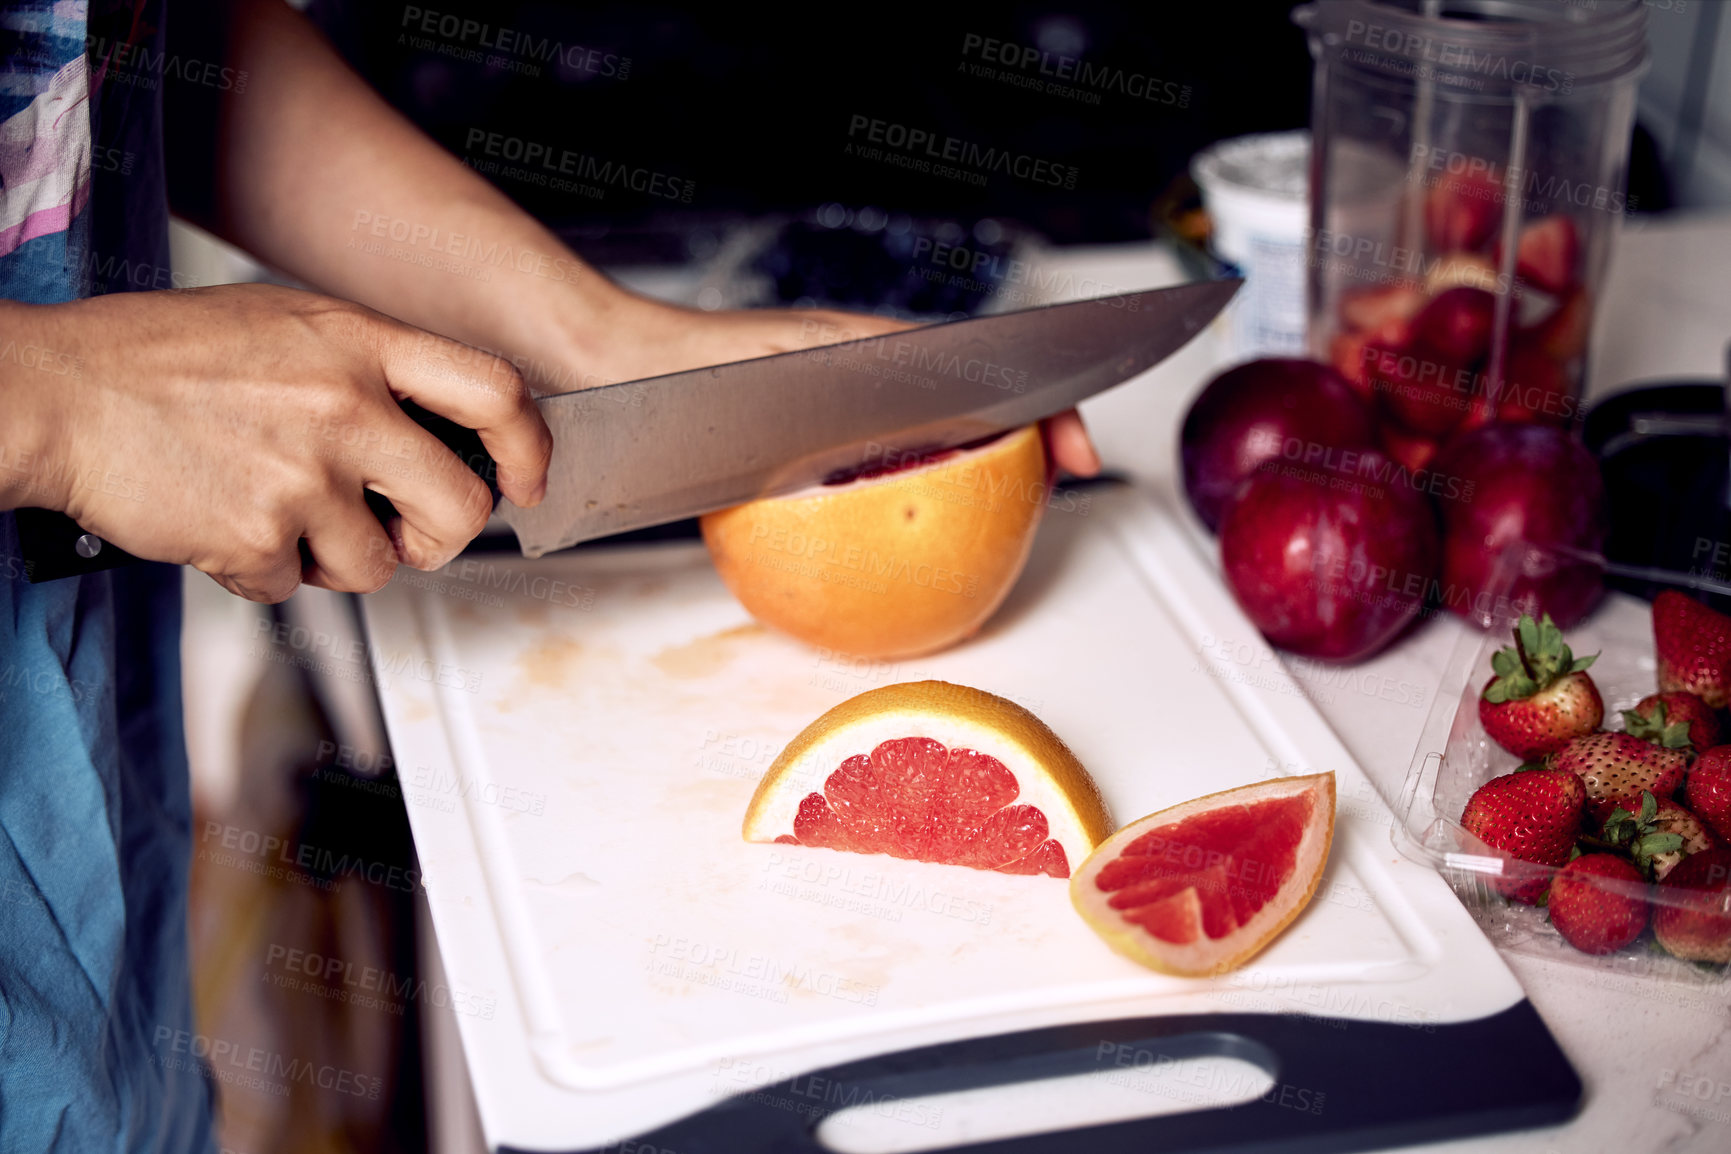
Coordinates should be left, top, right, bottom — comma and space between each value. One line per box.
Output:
1071, 774, 1336, 976
701, 424, 1049, 659
743, 681, 1111, 878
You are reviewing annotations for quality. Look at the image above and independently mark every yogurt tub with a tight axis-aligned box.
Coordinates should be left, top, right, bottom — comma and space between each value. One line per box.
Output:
1191, 130, 1310, 361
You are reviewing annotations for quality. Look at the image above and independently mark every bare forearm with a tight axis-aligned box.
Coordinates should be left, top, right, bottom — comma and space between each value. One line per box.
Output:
207, 0, 625, 388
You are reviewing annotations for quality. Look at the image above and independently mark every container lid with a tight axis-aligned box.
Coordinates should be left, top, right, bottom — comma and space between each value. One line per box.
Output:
1293, 0, 1648, 98
1191, 130, 1310, 205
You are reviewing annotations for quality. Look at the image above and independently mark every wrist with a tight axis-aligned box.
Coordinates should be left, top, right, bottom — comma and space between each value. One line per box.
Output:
0, 301, 75, 514
514, 277, 681, 394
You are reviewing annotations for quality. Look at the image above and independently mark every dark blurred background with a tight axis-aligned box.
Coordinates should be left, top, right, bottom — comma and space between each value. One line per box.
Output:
306, 0, 1320, 249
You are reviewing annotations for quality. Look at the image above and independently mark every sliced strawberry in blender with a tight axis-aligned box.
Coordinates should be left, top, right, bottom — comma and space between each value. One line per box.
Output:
1425, 170, 1503, 251
1504, 215, 1580, 295
1520, 287, 1592, 362
1339, 283, 1425, 336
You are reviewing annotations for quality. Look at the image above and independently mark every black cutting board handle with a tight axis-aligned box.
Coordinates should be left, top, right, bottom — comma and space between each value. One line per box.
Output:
506, 1001, 1579, 1154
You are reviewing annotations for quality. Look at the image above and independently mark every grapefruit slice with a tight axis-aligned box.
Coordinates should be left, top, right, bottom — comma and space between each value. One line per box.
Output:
743, 681, 1111, 878
701, 424, 1049, 659
1071, 774, 1335, 976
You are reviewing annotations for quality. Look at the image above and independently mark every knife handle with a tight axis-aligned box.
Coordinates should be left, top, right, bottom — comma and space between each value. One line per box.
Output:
13, 507, 139, 582
16, 403, 498, 584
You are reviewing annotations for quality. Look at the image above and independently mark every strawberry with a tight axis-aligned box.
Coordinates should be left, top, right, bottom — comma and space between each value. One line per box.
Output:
1648, 800, 1719, 880
1547, 853, 1649, 954
1625, 691, 1721, 753
1653, 590, 1731, 709
1595, 792, 1714, 881
1684, 745, 1731, 842
1478, 613, 1602, 759
1653, 846, 1731, 964
1424, 171, 1502, 252
1460, 766, 1585, 903
1493, 345, 1573, 427
1339, 283, 1425, 336
1547, 731, 1690, 825
1510, 215, 1580, 295
1518, 288, 1591, 363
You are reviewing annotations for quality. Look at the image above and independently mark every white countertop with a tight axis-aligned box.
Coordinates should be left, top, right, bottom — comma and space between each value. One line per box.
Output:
1060, 214, 1731, 1154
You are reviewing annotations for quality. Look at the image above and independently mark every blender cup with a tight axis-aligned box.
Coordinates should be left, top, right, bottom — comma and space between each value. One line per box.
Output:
1293, 0, 1647, 458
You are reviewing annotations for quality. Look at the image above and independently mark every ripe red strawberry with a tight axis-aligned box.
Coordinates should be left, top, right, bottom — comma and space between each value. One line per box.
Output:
1625, 691, 1720, 753
1519, 288, 1591, 363
1653, 591, 1731, 709
1339, 283, 1425, 336
1648, 800, 1719, 881
1547, 853, 1649, 954
1547, 731, 1690, 824
1460, 767, 1586, 903
1653, 846, 1731, 963
1597, 792, 1717, 881
1511, 215, 1580, 295
1684, 745, 1731, 842
1478, 613, 1602, 759
1425, 170, 1502, 251
1493, 344, 1573, 427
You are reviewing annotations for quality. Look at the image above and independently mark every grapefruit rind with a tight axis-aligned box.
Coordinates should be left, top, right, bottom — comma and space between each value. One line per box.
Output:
1069, 773, 1336, 977
743, 681, 1112, 875
701, 424, 1048, 660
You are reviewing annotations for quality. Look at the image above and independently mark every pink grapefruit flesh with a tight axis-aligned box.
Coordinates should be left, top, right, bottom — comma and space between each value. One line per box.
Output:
1071, 773, 1336, 976
775, 737, 1072, 876
743, 682, 1113, 878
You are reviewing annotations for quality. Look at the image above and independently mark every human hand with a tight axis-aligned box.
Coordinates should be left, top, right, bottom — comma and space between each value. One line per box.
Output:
3, 284, 551, 602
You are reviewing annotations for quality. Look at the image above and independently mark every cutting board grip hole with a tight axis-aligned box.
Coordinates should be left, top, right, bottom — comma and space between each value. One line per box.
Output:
813, 1033, 1278, 1154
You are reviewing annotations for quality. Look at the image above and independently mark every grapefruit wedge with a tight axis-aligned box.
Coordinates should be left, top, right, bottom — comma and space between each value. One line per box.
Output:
1071, 774, 1336, 976
743, 681, 1112, 878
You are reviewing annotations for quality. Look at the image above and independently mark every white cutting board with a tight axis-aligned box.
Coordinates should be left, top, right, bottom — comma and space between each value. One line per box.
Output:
362, 484, 1525, 1151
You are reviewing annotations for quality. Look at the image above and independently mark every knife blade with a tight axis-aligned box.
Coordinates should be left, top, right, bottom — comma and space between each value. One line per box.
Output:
499, 279, 1238, 557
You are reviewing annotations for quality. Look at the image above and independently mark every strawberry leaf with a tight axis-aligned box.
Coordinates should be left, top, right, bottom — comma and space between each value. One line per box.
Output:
1636, 832, 1685, 856
1600, 809, 1636, 847
1624, 704, 1694, 750
1487, 614, 1594, 701
1640, 791, 1658, 823
1622, 702, 1665, 740
1631, 831, 1686, 878
1518, 615, 1541, 662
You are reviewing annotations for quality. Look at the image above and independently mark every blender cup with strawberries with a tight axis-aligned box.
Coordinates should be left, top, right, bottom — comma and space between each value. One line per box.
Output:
1293, 0, 1648, 468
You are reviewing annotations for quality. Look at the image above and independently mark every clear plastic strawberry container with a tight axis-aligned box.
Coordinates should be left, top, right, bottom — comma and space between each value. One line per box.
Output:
1394, 545, 1731, 986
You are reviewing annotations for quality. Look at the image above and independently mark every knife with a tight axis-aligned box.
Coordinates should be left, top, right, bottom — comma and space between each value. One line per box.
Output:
498, 279, 1238, 558
18, 279, 1237, 576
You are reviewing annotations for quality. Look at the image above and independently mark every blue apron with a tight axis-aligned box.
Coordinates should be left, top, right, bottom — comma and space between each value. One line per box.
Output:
0, 2, 213, 1149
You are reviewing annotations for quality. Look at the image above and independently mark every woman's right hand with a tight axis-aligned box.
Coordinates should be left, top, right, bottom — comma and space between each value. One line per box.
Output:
0, 283, 552, 602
